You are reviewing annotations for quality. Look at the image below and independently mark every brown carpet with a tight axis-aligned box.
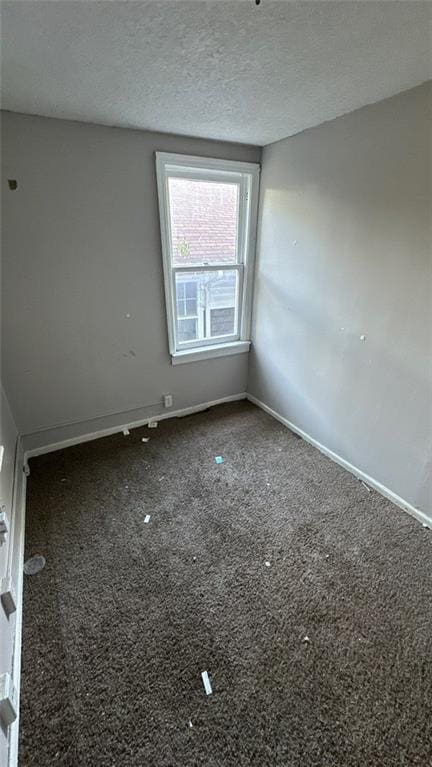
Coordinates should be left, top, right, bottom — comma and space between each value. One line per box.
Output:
20, 401, 432, 766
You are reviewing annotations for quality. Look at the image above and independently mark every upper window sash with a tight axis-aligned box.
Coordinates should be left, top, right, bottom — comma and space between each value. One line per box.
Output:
166, 172, 245, 268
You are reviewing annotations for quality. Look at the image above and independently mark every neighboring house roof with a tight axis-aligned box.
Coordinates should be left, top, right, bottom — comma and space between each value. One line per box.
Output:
169, 178, 238, 265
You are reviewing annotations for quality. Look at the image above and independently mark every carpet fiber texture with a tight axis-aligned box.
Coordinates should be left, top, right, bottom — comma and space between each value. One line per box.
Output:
20, 402, 432, 766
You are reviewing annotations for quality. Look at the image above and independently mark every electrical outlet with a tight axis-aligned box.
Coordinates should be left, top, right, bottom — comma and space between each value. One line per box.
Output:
163, 394, 173, 408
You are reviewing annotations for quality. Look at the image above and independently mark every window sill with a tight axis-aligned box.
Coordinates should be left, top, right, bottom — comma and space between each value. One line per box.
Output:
171, 340, 250, 365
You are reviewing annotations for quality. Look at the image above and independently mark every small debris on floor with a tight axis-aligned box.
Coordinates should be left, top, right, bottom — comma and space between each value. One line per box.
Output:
24, 555, 46, 575
123, 428, 130, 436
423, 523, 430, 529
189, 720, 193, 728
215, 455, 224, 464
148, 421, 158, 429
60, 478, 66, 482
201, 670, 212, 695
159, 476, 165, 481
266, 482, 270, 487
265, 561, 271, 567
359, 480, 371, 492
144, 515, 151, 524
141, 437, 150, 443
302, 636, 311, 643
325, 554, 330, 559
193, 556, 197, 562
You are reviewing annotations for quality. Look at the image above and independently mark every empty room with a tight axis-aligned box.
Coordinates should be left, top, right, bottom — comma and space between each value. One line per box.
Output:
0, 1, 431, 765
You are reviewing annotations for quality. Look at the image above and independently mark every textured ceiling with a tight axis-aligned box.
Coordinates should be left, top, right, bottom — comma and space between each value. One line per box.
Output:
1, 1, 431, 146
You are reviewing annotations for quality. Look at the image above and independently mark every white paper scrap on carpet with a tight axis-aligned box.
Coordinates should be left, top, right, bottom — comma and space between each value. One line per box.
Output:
201, 670, 212, 695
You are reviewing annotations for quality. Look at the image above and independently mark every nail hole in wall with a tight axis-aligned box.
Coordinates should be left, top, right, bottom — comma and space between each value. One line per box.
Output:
8, 180, 18, 191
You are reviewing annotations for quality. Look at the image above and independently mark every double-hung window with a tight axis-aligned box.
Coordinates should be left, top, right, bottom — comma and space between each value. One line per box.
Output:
156, 152, 260, 364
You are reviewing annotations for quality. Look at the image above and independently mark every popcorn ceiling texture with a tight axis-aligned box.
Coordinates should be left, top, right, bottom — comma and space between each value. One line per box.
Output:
2, 1, 431, 145
20, 402, 432, 766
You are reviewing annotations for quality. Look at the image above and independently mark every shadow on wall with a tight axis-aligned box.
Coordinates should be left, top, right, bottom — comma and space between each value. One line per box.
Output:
250, 235, 432, 512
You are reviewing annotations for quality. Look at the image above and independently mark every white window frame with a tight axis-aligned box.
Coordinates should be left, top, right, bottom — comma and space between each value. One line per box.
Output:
156, 152, 260, 365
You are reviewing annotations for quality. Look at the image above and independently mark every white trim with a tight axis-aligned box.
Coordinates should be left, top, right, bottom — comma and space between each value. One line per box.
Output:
171, 340, 250, 365
247, 393, 432, 529
240, 170, 260, 342
155, 152, 261, 175
155, 151, 260, 356
156, 152, 177, 354
24, 393, 247, 460
7, 442, 26, 767
173, 264, 241, 273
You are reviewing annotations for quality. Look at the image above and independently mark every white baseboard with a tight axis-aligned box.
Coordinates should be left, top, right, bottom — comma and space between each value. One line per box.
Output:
24, 392, 247, 460
246, 393, 431, 529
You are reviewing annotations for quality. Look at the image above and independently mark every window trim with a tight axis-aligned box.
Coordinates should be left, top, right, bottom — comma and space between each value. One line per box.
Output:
156, 152, 260, 363
171, 340, 251, 366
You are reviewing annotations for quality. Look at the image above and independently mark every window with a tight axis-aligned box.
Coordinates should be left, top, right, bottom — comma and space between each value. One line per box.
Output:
156, 153, 260, 363
176, 278, 198, 343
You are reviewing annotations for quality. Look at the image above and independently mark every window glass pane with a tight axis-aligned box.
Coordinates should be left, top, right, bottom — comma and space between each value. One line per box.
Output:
185, 282, 197, 299
177, 317, 198, 343
210, 307, 235, 337
186, 298, 197, 316
176, 279, 198, 318
168, 178, 239, 266
175, 270, 238, 345
177, 299, 186, 317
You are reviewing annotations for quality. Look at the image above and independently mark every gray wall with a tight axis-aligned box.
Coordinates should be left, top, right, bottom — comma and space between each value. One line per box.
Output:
249, 83, 432, 514
1, 113, 260, 446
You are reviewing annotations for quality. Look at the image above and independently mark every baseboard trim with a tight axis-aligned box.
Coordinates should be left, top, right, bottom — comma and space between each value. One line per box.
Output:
246, 393, 431, 529
24, 393, 247, 460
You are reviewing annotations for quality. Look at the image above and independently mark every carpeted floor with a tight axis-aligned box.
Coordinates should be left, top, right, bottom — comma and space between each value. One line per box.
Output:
20, 401, 432, 766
